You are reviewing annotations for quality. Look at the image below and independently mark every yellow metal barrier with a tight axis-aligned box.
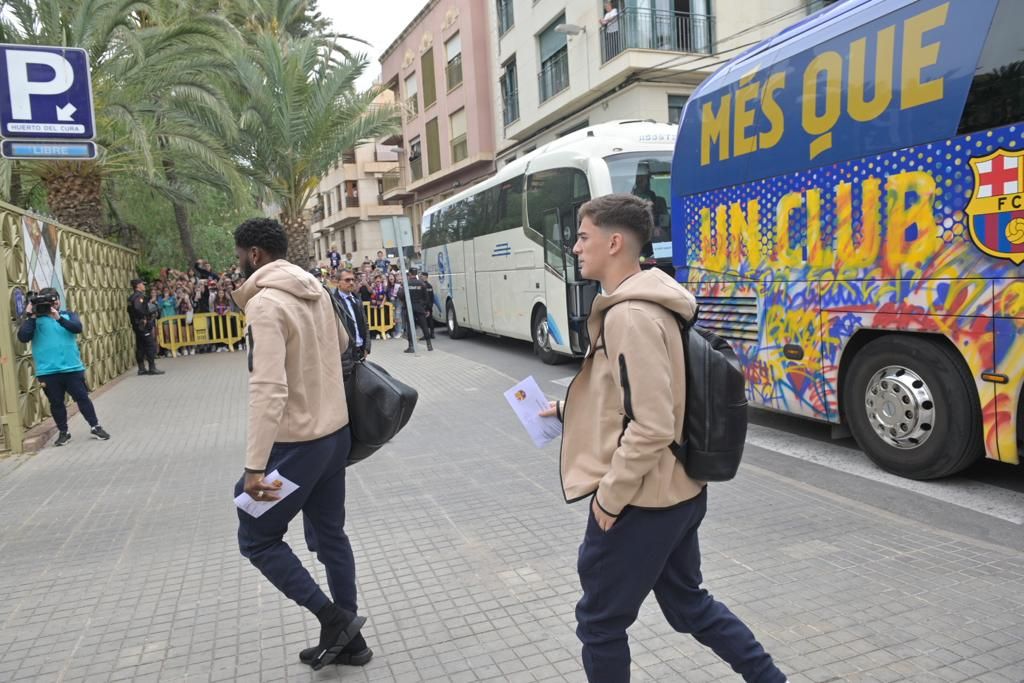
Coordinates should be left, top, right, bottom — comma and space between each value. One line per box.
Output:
364, 302, 397, 338
155, 312, 247, 356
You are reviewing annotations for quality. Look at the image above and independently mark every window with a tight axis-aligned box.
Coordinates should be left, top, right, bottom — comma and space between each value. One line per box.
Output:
496, 0, 514, 35
668, 94, 689, 125
352, 227, 357, 252
450, 108, 468, 163
495, 175, 525, 232
421, 48, 437, 108
345, 180, 359, 208
558, 120, 589, 137
324, 192, 332, 216
807, 0, 843, 12
336, 185, 343, 210
404, 73, 418, 119
959, 0, 1024, 134
538, 16, 569, 103
500, 57, 520, 126
425, 117, 441, 174
409, 137, 423, 181
445, 33, 463, 91
526, 168, 590, 270
341, 230, 347, 254
607, 151, 674, 243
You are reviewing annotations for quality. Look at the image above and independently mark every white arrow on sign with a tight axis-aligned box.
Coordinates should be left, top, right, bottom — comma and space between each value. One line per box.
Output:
56, 102, 76, 121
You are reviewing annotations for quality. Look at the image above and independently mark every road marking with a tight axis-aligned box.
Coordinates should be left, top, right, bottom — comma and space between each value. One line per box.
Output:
551, 376, 574, 387
747, 423, 1024, 525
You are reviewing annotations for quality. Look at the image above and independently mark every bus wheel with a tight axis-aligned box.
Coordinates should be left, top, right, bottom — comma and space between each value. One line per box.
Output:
446, 300, 469, 339
842, 335, 983, 480
532, 307, 562, 365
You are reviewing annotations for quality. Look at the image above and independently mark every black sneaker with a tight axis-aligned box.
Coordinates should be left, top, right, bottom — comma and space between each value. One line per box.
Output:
54, 432, 71, 447
299, 633, 372, 667
147, 368, 166, 375
90, 426, 111, 441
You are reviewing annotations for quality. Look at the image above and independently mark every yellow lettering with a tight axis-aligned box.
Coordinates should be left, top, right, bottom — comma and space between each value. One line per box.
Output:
837, 178, 882, 270
886, 171, 939, 268
700, 95, 731, 166
706, 204, 729, 270
848, 27, 895, 122
759, 72, 786, 151
806, 189, 833, 268
802, 51, 843, 159
901, 3, 947, 109
775, 191, 804, 266
729, 200, 762, 269
699, 206, 712, 263
733, 76, 759, 157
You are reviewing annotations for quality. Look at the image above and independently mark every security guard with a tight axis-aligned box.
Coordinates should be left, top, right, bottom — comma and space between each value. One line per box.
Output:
403, 269, 433, 352
127, 279, 165, 375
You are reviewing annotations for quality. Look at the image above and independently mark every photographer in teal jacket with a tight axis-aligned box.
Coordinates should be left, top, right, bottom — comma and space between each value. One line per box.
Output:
17, 288, 110, 447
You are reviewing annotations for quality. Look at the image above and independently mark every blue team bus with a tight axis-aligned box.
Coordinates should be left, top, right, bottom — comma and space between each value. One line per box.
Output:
671, 0, 1024, 479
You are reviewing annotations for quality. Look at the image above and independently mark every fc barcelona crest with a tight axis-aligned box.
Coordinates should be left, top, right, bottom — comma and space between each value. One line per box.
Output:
966, 149, 1024, 265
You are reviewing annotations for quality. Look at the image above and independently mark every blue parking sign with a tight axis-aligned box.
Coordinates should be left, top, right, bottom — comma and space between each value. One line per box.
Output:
0, 44, 95, 139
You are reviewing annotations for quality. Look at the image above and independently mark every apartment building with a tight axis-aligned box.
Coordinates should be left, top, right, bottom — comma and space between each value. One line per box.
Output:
491, 0, 834, 165
379, 0, 498, 249
307, 139, 407, 266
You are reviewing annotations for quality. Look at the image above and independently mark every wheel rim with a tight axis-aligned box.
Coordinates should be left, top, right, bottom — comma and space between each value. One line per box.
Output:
535, 315, 551, 351
447, 306, 455, 332
864, 365, 936, 449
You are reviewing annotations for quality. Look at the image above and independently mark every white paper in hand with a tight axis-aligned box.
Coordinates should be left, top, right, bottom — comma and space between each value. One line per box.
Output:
504, 376, 563, 448
234, 469, 299, 518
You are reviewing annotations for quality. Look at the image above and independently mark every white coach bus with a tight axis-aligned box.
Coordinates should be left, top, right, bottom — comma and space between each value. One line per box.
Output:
420, 119, 676, 363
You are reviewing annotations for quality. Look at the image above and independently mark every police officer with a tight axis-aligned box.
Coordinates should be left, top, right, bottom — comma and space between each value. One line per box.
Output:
127, 279, 165, 376
17, 288, 111, 447
403, 268, 433, 353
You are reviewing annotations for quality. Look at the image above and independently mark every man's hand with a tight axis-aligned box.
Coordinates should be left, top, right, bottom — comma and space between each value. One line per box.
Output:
592, 497, 616, 532
243, 471, 283, 501
24, 302, 33, 316
48, 309, 60, 320
538, 400, 559, 418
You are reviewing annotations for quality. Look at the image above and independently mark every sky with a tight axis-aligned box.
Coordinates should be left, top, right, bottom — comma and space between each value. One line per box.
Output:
322, 1, 430, 91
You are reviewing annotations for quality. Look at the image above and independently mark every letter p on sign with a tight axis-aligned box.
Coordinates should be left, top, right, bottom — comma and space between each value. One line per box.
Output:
0, 44, 95, 139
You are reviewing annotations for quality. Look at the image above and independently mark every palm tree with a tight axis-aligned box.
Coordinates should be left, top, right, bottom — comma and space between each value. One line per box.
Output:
1, 0, 242, 237
234, 33, 399, 264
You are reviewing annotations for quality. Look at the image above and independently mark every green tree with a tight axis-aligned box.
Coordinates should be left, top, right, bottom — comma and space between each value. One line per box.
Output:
233, 33, 399, 264
0, 0, 242, 240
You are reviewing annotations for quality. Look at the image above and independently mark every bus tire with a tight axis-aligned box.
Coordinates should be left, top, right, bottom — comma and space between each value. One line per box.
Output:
532, 306, 563, 365
842, 335, 983, 480
446, 300, 469, 339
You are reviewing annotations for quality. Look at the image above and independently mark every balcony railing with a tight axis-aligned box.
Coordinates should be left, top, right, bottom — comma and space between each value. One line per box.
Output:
502, 87, 520, 127
346, 195, 360, 208
405, 95, 418, 122
381, 170, 402, 194
600, 8, 714, 63
410, 156, 423, 181
538, 48, 569, 103
446, 54, 463, 91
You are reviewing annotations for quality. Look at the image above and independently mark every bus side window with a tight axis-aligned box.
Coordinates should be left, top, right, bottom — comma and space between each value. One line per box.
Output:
958, 0, 1024, 134
497, 175, 525, 233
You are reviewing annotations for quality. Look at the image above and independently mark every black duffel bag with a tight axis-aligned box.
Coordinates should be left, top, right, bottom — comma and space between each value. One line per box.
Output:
345, 360, 418, 465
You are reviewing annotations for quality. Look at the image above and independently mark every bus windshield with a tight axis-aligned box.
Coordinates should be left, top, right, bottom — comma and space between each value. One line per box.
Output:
607, 152, 672, 244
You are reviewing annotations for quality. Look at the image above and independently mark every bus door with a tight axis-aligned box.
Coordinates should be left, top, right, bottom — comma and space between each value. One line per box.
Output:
545, 203, 598, 355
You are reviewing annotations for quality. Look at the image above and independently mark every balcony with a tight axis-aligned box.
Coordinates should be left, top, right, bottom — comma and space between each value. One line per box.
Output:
600, 8, 714, 63
446, 54, 463, 91
381, 168, 414, 202
405, 95, 418, 122
410, 156, 423, 182
538, 48, 569, 104
346, 195, 360, 208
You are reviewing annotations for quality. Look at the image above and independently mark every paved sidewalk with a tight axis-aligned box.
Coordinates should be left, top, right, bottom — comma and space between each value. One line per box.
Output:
0, 341, 1022, 682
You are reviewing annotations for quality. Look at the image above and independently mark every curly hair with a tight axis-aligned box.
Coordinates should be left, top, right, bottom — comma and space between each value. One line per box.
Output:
234, 218, 288, 258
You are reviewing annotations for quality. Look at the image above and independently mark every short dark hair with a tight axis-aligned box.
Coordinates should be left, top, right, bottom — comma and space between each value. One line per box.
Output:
578, 193, 653, 250
234, 218, 288, 258
130, 278, 145, 288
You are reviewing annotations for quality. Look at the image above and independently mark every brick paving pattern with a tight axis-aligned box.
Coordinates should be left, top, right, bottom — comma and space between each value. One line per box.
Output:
0, 341, 1022, 682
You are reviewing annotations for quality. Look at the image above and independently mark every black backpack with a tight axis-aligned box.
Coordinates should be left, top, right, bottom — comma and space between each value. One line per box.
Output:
669, 308, 747, 481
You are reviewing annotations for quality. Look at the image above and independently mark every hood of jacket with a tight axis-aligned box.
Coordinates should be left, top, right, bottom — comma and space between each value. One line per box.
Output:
232, 259, 323, 310
587, 268, 697, 344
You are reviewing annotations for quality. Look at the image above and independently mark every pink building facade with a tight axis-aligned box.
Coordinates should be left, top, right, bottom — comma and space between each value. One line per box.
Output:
380, 0, 497, 249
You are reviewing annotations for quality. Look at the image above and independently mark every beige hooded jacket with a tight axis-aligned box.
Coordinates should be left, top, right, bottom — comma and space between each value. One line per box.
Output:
559, 268, 704, 515
232, 259, 350, 471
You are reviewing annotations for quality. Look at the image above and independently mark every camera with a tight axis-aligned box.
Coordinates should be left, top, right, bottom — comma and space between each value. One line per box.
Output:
27, 291, 58, 317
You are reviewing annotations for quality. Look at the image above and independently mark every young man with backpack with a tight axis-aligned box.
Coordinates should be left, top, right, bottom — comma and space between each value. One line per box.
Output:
540, 194, 785, 683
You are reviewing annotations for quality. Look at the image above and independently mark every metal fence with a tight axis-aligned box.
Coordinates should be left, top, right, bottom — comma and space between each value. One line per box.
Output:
0, 200, 139, 453
601, 8, 714, 62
